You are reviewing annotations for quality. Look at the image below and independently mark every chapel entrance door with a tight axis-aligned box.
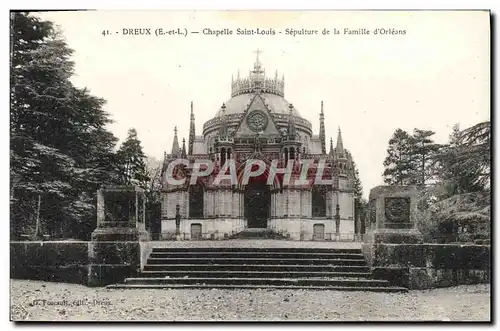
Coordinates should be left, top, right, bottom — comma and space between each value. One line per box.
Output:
244, 181, 271, 228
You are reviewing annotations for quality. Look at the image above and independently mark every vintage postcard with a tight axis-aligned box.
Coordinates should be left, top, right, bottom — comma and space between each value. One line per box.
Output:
9, 10, 491, 322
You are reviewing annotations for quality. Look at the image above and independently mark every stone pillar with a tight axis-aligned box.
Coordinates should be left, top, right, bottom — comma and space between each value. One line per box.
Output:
363, 185, 423, 244
335, 203, 340, 240
175, 204, 181, 235
355, 209, 362, 242
89, 185, 150, 287
354, 199, 361, 241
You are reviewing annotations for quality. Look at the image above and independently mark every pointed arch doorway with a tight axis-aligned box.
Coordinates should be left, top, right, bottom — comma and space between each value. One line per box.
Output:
244, 180, 271, 228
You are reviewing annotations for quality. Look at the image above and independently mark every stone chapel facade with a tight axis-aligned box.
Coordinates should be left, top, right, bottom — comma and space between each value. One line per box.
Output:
160, 52, 358, 241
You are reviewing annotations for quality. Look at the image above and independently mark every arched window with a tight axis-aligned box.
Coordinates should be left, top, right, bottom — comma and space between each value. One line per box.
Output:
189, 184, 204, 218
227, 148, 232, 160
284, 147, 289, 164
290, 147, 295, 161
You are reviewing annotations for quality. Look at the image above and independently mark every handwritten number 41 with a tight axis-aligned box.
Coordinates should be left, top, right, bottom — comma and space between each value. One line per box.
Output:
102, 30, 111, 36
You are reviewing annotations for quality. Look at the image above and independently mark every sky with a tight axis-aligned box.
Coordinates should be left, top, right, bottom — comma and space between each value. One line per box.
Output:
37, 10, 490, 198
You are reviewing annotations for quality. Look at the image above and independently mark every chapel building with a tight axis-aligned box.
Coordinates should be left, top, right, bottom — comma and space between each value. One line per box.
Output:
160, 52, 358, 241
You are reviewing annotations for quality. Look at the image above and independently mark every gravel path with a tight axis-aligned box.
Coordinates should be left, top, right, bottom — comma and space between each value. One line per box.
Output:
10, 280, 490, 321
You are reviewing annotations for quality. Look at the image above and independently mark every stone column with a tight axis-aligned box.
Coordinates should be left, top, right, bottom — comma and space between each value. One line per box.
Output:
354, 199, 360, 241
175, 204, 181, 236
355, 209, 361, 242
335, 203, 340, 240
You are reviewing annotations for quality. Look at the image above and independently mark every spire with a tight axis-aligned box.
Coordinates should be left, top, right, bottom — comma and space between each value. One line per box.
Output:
181, 138, 187, 157
319, 101, 326, 154
188, 101, 195, 155
161, 151, 168, 177
171, 126, 180, 156
231, 51, 284, 97
287, 104, 297, 139
219, 103, 228, 138
329, 137, 334, 155
336, 127, 344, 157
254, 49, 262, 64
252, 48, 264, 75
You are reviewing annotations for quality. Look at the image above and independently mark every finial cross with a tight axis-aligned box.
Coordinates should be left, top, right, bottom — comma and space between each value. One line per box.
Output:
253, 48, 262, 62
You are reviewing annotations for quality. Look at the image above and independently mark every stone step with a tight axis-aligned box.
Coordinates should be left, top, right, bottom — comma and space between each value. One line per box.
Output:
123, 277, 392, 287
149, 252, 366, 260
146, 257, 367, 266
228, 230, 288, 239
152, 247, 362, 254
142, 264, 370, 273
138, 270, 373, 278
107, 283, 408, 293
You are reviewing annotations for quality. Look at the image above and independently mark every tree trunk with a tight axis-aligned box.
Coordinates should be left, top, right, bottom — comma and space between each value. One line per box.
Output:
422, 153, 425, 186
34, 194, 41, 239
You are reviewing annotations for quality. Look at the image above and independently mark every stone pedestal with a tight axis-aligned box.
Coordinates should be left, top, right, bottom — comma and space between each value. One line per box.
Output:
88, 186, 151, 287
362, 185, 424, 289
364, 185, 423, 244
91, 186, 149, 241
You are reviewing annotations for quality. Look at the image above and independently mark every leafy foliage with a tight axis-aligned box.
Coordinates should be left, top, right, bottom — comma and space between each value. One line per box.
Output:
416, 122, 491, 243
351, 161, 363, 201
116, 128, 149, 186
434, 122, 490, 198
382, 128, 441, 187
417, 191, 490, 243
10, 12, 119, 240
382, 129, 418, 185
412, 129, 441, 187
382, 121, 490, 243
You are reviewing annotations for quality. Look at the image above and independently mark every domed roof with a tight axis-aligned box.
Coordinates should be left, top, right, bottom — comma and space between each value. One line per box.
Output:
214, 93, 301, 117
214, 50, 301, 118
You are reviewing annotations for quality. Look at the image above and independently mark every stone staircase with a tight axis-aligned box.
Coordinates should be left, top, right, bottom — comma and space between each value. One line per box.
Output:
228, 228, 288, 240
108, 247, 408, 292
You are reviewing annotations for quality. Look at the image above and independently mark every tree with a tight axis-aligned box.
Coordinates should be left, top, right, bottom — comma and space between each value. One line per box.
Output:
382, 129, 418, 185
10, 12, 119, 239
144, 156, 162, 206
116, 128, 149, 187
455, 121, 490, 189
143, 156, 163, 234
352, 161, 363, 201
412, 129, 441, 187
416, 121, 491, 243
434, 122, 490, 198
11, 13, 75, 238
